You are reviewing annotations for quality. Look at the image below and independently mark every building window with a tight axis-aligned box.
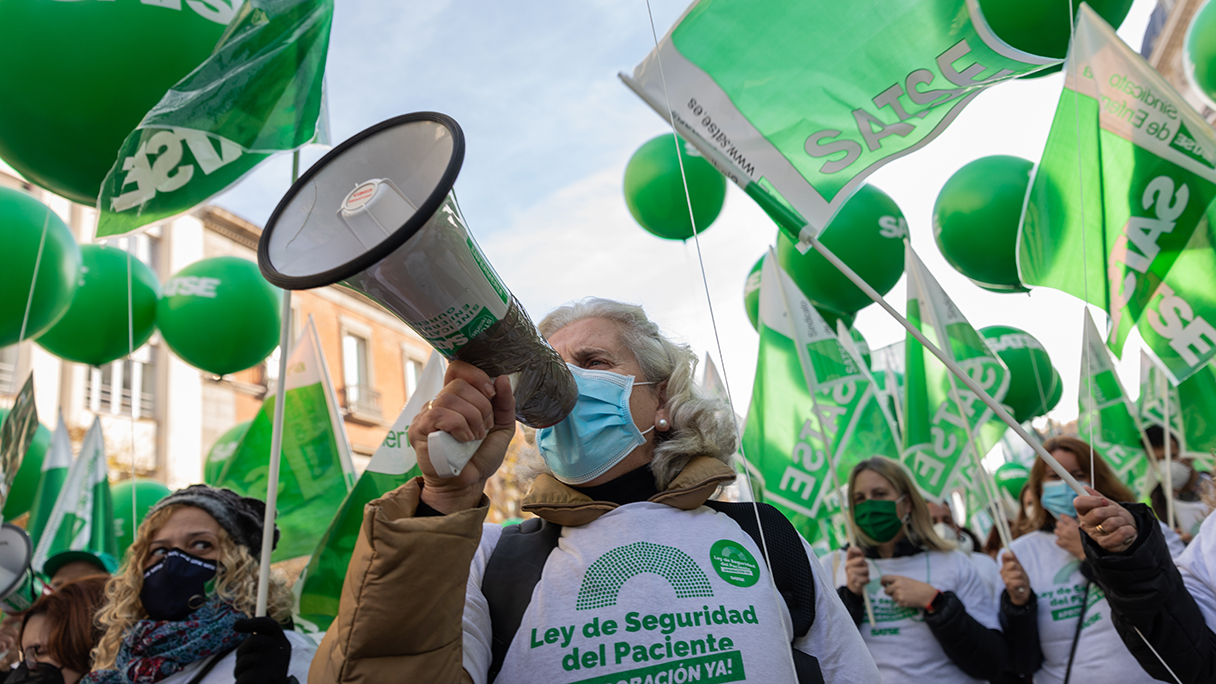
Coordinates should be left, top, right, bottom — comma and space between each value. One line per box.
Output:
85, 345, 156, 419
404, 354, 425, 400
341, 328, 380, 422
0, 345, 17, 396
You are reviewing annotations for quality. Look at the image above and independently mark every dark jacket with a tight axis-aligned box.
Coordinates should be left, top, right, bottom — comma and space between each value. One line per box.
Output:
1082, 503, 1216, 684
836, 540, 1010, 681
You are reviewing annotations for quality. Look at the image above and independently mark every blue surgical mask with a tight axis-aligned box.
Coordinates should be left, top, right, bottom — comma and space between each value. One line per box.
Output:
1040, 480, 1084, 519
536, 364, 655, 485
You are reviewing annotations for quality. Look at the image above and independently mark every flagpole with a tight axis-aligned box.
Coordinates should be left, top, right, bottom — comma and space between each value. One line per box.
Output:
905, 259, 1014, 549
769, 249, 877, 628
1160, 370, 1176, 531
736, 184, 1084, 493
256, 151, 299, 617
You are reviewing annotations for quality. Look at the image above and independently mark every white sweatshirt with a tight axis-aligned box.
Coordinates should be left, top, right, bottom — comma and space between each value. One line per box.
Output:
461, 501, 880, 684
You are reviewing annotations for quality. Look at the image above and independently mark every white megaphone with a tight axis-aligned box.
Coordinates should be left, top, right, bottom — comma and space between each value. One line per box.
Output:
258, 112, 577, 478
0, 523, 49, 614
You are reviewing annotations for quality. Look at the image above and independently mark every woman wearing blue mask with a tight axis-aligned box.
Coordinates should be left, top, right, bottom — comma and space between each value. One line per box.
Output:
997, 436, 1157, 684
311, 298, 880, 684
831, 458, 1007, 684
85, 485, 315, 684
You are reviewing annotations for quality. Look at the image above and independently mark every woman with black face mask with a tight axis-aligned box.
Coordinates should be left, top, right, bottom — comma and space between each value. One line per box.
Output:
10, 576, 107, 684
84, 485, 314, 684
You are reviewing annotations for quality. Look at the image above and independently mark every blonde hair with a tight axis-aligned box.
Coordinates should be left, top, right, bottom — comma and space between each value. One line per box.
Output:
536, 298, 738, 489
92, 504, 293, 669
848, 458, 953, 552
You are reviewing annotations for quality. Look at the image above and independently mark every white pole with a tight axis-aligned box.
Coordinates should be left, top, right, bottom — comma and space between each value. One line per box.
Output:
769, 249, 877, 627
256, 151, 300, 617
256, 290, 292, 617
1161, 371, 1176, 531
905, 259, 1013, 549
802, 231, 1086, 495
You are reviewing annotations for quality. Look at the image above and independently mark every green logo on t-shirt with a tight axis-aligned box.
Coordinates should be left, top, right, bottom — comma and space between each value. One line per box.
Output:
709, 540, 759, 588
576, 542, 715, 610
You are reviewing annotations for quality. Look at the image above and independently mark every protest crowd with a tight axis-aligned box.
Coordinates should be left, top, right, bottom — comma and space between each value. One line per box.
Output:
6, 1, 1216, 684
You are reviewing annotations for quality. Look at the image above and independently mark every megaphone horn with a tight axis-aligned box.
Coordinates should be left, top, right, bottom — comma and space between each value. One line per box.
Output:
0, 523, 49, 614
258, 113, 576, 477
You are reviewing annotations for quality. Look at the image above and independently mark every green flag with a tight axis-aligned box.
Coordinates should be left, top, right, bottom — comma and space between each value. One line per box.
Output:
742, 252, 899, 550
217, 317, 354, 561
32, 417, 118, 576
25, 411, 72, 546
96, 0, 332, 238
294, 351, 446, 636
1139, 350, 1185, 445
0, 375, 37, 520
1018, 5, 1216, 384
1179, 362, 1216, 471
623, 0, 1055, 238
902, 247, 1011, 501
1077, 310, 1152, 497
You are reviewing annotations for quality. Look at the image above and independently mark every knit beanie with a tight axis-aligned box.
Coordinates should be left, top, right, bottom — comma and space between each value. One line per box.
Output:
147, 484, 279, 554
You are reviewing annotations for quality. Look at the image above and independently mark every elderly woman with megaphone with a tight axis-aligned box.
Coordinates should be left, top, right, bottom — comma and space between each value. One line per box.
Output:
310, 298, 878, 684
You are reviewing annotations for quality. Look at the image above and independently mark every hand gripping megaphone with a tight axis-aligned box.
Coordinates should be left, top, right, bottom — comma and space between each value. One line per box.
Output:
258, 113, 577, 477
0, 523, 49, 614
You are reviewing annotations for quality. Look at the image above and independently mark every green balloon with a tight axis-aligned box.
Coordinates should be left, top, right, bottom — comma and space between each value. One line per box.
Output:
776, 185, 905, 315
1045, 366, 1063, 413
743, 254, 856, 333
1186, 0, 1216, 108
624, 134, 727, 240
934, 156, 1032, 293
0, 1, 229, 204
978, 0, 1134, 78
36, 245, 160, 366
159, 257, 282, 376
0, 408, 50, 520
980, 325, 1056, 423
204, 420, 252, 486
744, 256, 763, 332
994, 462, 1031, 501
0, 188, 81, 347
110, 478, 172, 557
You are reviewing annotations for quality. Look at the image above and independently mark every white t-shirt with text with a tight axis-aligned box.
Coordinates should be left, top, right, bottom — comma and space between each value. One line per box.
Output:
461, 502, 880, 684
828, 547, 1000, 684
1002, 531, 1157, 684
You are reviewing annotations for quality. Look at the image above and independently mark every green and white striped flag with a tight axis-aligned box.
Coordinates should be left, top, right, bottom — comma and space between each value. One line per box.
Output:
902, 247, 1011, 500
623, 0, 1055, 238
217, 317, 354, 562
294, 350, 445, 636
25, 411, 72, 547
1018, 5, 1216, 384
96, 0, 332, 238
742, 252, 899, 550
32, 417, 118, 575
1077, 310, 1152, 497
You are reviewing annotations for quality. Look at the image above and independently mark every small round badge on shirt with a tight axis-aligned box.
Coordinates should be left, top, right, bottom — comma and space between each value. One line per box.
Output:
709, 540, 760, 587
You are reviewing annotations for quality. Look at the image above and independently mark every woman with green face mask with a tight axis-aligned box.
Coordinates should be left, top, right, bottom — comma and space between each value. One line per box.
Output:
829, 458, 1008, 683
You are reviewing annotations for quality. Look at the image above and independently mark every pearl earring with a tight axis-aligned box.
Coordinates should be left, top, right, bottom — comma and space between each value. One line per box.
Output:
657, 418, 670, 430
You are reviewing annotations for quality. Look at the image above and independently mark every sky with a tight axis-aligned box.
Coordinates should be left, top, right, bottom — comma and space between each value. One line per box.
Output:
214, 0, 1161, 428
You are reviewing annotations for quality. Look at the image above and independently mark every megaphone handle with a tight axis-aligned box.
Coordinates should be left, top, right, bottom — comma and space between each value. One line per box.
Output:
426, 373, 521, 478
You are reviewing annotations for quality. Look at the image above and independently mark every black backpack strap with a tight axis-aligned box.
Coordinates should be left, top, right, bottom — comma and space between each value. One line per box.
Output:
482, 517, 563, 683
705, 501, 816, 636
706, 501, 823, 684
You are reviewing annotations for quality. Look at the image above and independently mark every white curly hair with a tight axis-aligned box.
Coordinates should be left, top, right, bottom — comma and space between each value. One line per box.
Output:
534, 298, 738, 488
